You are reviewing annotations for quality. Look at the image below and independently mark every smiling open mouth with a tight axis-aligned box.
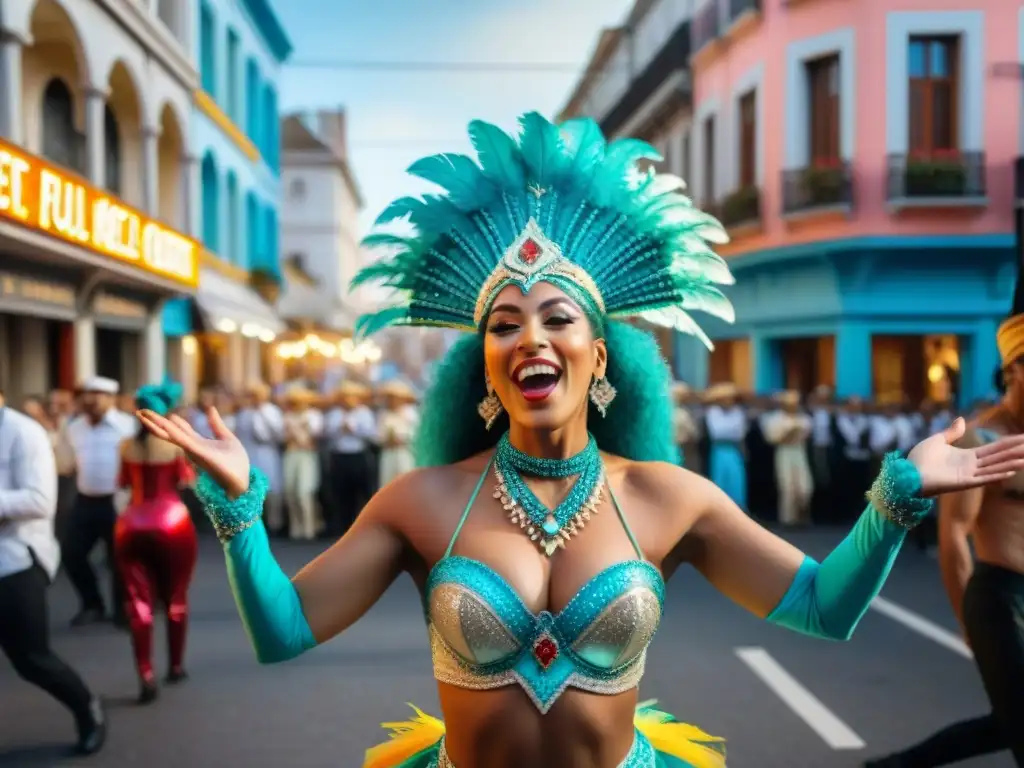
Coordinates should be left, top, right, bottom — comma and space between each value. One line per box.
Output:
514, 362, 563, 402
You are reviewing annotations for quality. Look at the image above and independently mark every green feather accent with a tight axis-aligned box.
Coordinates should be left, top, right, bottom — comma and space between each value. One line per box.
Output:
352, 112, 735, 346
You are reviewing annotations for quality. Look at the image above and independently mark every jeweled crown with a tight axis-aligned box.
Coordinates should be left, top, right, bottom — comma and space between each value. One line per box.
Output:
352, 112, 736, 348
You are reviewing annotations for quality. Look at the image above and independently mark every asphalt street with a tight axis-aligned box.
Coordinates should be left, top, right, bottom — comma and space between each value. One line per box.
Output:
0, 528, 1014, 768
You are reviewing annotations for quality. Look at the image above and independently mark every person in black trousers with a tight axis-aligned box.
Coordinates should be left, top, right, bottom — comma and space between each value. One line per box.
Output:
0, 395, 105, 755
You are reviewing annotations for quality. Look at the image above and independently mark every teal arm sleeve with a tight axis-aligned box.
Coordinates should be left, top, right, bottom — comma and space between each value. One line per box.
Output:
765, 452, 934, 640
194, 468, 318, 663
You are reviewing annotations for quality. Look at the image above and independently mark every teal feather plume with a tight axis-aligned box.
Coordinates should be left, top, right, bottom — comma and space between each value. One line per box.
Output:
468, 120, 525, 189
406, 153, 495, 212
354, 112, 735, 347
517, 111, 568, 185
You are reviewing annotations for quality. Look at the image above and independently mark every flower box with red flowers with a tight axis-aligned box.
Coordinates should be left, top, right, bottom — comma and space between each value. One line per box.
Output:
719, 185, 761, 228
904, 149, 968, 197
800, 158, 846, 206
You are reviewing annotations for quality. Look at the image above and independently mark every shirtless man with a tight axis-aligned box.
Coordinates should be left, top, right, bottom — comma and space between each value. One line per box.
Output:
865, 333, 1024, 767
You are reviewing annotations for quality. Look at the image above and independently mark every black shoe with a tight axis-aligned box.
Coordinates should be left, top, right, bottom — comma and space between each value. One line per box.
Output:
165, 668, 188, 684
70, 609, 106, 627
138, 679, 158, 705
74, 697, 106, 755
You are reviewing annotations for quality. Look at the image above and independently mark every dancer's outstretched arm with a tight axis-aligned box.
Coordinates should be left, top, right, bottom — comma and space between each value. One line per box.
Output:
676, 418, 1024, 640
138, 407, 410, 664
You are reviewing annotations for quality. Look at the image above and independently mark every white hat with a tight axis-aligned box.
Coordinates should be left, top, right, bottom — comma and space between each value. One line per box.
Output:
81, 376, 119, 395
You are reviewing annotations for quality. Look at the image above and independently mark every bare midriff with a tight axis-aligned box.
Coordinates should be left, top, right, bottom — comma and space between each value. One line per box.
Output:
437, 683, 639, 768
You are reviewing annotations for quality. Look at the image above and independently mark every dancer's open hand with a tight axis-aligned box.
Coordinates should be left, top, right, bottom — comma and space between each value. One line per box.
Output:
137, 407, 250, 498
908, 417, 1024, 497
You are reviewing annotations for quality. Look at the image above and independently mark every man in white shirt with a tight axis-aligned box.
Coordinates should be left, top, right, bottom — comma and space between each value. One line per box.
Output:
325, 382, 378, 536
64, 377, 137, 627
0, 388, 106, 754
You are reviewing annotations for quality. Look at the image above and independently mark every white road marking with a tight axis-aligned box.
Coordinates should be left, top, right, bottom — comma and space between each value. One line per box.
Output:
870, 596, 973, 659
735, 647, 866, 750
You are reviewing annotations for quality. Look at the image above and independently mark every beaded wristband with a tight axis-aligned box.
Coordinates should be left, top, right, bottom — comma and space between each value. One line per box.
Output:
864, 451, 935, 529
194, 466, 269, 544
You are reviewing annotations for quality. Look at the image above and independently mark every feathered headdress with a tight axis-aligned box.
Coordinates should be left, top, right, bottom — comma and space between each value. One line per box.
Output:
353, 112, 735, 348
135, 380, 184, 417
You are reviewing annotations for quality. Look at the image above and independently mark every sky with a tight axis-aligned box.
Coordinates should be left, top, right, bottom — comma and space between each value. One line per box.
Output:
269, 0, 633, 234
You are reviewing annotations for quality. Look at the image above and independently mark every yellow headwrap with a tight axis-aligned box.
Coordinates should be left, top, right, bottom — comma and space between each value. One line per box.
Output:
997, 314, 1024, 367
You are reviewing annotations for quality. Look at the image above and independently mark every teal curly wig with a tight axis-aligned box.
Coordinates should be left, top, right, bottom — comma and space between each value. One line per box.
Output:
414, 321, 680, 466
135, 381, 184, 417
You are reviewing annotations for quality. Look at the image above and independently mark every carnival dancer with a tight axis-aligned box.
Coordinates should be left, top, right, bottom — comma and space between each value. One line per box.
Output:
704, 382, 748, 511
137, 113, 1024, 768
764, 391, 814, 527
114, 382, 197, 704
864, 265, 1024, 768
376, 380, 419, 487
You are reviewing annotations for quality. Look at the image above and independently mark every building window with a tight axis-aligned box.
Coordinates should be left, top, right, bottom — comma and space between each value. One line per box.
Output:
225, 172, 239, 264
702, 115, 716, 205
200, 3, 216, 95
246, 192, 259, 269
226, 29, 240, 120
738, 90, 756, 187
41, 79, 82, 173
245, 59, 260, 140
807, 54, 840, 164
908, 36, 959, 154
201, 153, 219, 252
103, 105, 121, 196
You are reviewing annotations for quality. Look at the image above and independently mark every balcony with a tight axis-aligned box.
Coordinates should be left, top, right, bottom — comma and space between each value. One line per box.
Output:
600, 21, 691, 138
691, 0, 720, 56
727, 0, 761, 27
886, 151, 987, 209
718, 185, 762, 232
781, 161, 854, 219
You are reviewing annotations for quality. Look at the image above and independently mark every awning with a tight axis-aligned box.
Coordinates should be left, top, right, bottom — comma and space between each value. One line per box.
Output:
195, 268, 286, 340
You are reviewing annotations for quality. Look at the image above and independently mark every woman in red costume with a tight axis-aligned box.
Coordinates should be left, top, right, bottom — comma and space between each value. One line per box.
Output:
114, 382, 197, 703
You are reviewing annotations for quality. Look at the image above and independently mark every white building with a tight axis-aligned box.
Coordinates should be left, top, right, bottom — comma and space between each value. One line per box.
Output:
0, 0, 199, 400
278, 109, 366, 331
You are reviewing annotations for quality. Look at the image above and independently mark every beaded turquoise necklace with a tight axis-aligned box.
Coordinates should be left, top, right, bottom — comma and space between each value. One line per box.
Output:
493, 432, 604, 556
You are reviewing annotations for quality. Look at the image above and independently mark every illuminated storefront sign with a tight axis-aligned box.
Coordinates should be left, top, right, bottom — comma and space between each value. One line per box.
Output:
0, 138, 199, 289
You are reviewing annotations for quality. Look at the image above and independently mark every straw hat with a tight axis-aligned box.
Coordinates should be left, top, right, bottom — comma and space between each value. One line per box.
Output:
285, 387, 319, 404
774, 390, 801, 406
704, 382, 738, 402
379, 380, 418, 401
246, 381, 271, 399
335, 381, 371, 398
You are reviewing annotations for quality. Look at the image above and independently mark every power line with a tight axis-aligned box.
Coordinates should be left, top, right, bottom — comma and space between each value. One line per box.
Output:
288, 58, 602, 73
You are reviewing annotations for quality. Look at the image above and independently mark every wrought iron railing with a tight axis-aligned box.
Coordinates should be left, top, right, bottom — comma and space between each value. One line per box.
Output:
886, 150, 986, 200
781, 160, 854, 215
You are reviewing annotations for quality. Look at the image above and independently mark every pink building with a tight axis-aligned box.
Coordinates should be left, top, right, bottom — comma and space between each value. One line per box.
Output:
682, 0, 1020, 405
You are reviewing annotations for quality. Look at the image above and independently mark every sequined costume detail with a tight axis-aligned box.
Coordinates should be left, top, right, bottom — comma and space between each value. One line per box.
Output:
114, 437, 197, 682
427, 457, 664, 713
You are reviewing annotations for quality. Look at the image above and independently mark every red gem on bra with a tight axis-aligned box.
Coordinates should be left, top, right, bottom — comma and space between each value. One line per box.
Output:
532, 634, 559, 669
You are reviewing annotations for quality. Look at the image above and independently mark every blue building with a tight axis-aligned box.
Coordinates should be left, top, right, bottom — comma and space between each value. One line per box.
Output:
672, 236, 1013, 409
165, 0, 292, 395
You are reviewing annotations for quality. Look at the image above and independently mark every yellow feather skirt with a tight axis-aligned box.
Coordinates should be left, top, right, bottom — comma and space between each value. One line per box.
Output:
364, 702, 726, 767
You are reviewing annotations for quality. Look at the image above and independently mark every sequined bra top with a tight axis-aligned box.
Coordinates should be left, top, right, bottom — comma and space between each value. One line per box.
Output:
427, 458, 665, 713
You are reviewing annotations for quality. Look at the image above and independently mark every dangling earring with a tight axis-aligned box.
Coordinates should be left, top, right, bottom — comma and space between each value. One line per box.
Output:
589, 376, 616, 418
477, 373, 504, 430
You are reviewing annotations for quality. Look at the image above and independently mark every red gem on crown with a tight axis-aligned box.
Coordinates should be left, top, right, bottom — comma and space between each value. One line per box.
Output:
532, 635, 559, 669
519, 238, 541, 265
